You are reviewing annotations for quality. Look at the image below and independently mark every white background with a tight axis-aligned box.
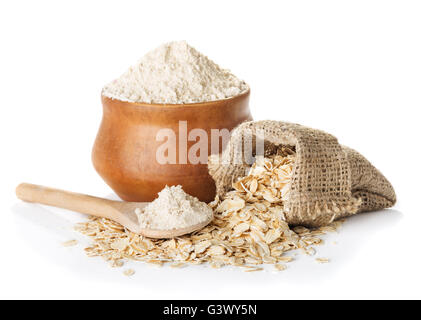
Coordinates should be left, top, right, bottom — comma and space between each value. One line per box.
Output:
1, 0, 420, 300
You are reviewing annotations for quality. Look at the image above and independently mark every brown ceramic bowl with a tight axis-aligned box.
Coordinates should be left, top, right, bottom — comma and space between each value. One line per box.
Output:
92, 90, 252, 203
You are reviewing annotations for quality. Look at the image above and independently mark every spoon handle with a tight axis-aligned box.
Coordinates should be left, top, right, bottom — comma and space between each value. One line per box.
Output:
16, 183, 118, 220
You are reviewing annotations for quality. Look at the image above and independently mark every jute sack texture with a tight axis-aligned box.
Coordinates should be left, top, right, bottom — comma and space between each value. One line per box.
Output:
208, 120, 396, 227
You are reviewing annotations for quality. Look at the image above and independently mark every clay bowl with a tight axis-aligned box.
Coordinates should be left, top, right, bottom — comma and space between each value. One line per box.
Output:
92, 90, 252, 203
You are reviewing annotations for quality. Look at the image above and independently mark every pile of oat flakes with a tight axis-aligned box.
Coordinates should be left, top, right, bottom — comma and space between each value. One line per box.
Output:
75, 148, 343, 274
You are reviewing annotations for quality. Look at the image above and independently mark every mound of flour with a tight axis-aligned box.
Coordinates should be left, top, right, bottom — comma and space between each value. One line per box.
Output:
102, 41, 249, 104
136, 185, 213, 230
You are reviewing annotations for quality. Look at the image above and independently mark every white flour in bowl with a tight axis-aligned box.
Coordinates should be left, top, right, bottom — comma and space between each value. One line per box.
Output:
136, 185, 213, 230
102, 41, 249, 104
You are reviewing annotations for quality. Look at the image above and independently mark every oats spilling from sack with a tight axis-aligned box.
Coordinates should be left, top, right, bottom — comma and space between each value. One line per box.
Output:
75, 149, 344, 271
208, 120, 396, 227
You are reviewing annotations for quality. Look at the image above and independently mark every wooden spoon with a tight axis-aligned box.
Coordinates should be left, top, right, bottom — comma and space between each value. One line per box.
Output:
15, 183, 212, 239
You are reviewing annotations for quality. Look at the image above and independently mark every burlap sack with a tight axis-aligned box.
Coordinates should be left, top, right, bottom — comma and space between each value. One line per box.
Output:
208, 120, 396, 227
